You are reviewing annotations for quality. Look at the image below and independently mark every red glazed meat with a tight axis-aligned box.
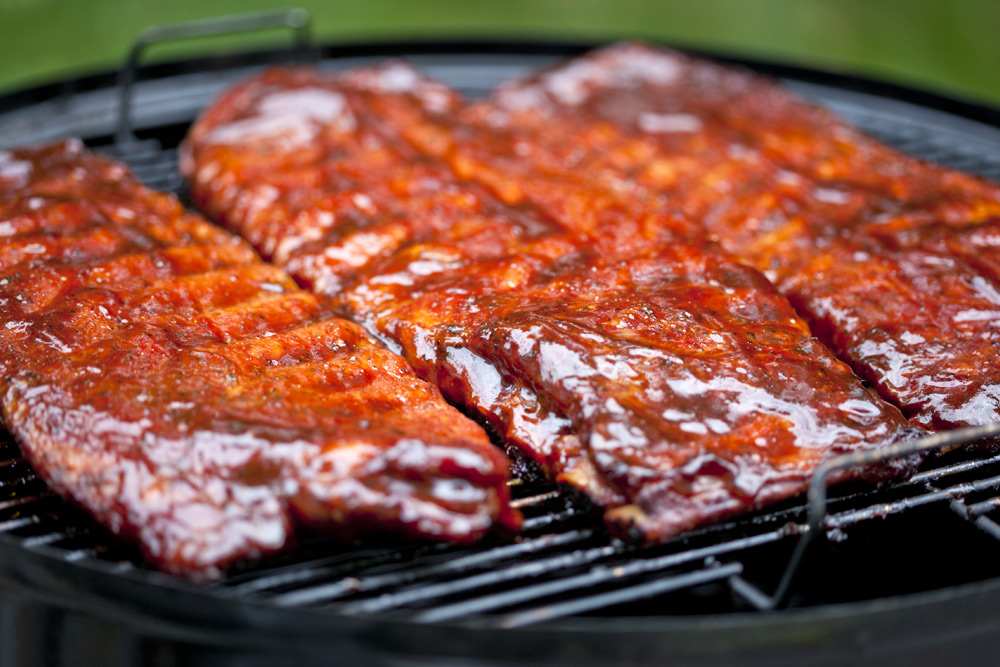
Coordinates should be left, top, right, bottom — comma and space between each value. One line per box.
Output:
0, 140, 518, 579
478, 43, 1000, 429
182, 62, 915, 543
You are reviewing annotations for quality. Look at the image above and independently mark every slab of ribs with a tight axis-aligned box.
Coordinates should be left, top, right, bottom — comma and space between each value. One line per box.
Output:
474, 44, 1000, 430
0, 140, 518, 578
4, 43, 998, 576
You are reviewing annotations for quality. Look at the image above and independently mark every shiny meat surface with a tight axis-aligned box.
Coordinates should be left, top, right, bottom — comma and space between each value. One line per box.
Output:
0, 140, 517, 579
183, 63, 915, 542
481, 43, 1000, 428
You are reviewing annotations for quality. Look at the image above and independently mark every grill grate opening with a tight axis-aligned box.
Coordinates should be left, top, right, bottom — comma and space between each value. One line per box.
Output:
788, 503, 1000, 607
497, 562, 746, 626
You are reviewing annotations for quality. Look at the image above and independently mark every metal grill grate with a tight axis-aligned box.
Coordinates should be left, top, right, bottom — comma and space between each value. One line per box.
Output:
2, 39, 1000, 636
4, 421, 1000, 625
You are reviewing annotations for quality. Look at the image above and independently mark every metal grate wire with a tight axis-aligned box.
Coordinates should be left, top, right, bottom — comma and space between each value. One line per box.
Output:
4, 424, 1000, 625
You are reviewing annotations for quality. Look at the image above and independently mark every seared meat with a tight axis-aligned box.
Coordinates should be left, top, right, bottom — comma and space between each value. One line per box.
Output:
183, 63, 915, 542
0, 140, 518, 579
477, 43, 1000, 429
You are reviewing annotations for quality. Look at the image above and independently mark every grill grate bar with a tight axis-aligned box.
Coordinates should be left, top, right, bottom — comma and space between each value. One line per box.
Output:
225, 492, 588, 598
0, 472, 42, 488
0, 492, 56, 513
0, 514, 54, 533
828, 472, 1000, 529
728, 574, 779, 611
494, 561, 744, 628
62, 548, 105, 562
336, 543, 625, 615
510, 490, 562, 509
0, 458, 36, 475
948, 494, 1000, 542
973, 515, 1000, 541
220, 540, 464, 595
0, 519, 34, 533
964, 497, 1000, 517
98, 139, 165, 162
18, 530, 86, 549
221, 545, 436, 595
410, 532, 784, 622
265, 529, 596, 606
520, 507, 584, 531
909, 451, 1000, 483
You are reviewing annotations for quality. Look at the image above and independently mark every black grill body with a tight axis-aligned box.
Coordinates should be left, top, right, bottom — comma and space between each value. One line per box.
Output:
2, 41, 1000, 667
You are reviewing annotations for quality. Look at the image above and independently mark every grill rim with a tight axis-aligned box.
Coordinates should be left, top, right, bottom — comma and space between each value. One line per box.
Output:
3, 38, 1000, 151
3, 38, 1000, 661
3, 37, 1000, 123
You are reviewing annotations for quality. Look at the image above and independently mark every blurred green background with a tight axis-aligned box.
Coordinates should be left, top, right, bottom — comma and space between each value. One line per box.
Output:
1, 0, 999, 105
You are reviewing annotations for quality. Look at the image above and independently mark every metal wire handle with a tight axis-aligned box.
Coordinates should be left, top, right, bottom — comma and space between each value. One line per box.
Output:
748, 422, 1000, 609
116, 8, 314, 146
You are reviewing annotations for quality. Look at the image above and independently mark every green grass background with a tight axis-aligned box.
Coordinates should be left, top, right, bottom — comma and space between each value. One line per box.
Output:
1, 0, 999, 105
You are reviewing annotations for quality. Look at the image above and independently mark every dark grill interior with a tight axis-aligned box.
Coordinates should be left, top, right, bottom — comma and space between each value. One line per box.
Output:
2, 43, 1000, 637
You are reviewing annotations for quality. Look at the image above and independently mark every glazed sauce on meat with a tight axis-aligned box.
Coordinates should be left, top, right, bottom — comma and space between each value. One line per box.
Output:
0, 140, 518, 578
183, 60, 916, 542
481, 43, 1000, 429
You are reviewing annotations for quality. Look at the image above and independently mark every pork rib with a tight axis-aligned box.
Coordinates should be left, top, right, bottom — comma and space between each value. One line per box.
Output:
182, 63, 915, 543
0, 140, 518, 579
477, 43, 1000, 429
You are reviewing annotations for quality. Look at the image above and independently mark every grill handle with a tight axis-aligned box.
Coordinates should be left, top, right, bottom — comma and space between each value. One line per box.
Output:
116, 8, 314, 146
753, 422, 1000, 609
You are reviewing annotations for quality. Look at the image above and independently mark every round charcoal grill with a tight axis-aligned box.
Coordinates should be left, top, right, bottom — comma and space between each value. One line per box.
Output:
3, 14, 1000, 666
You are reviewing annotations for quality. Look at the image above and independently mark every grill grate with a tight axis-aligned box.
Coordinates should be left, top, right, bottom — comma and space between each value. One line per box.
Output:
4, 423, 1000, 625
2, 41, 1000, 634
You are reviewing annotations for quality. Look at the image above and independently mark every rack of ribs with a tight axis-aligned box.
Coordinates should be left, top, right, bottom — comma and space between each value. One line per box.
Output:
0, 140, 518, 579
182, 62, 916, 543
471, 43, 1000, 429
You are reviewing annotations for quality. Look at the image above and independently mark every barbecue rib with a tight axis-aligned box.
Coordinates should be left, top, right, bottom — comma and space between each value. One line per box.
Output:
183, 63, 915, 543
0, 140, 518, 579
471, 43, 1000, 429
